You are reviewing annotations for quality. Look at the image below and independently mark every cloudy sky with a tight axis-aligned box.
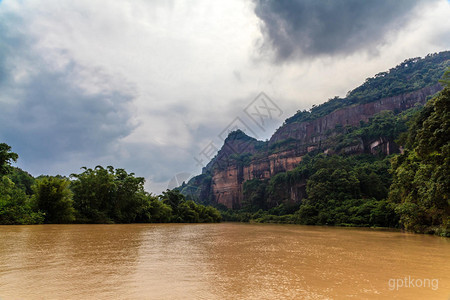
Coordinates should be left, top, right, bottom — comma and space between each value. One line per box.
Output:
1, 0, 449, 193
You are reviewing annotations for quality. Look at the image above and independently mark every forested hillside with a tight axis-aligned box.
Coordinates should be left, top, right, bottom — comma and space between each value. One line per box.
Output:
284, 51, 449, 125
389, 74, 449, 235
182, 52, 450, 236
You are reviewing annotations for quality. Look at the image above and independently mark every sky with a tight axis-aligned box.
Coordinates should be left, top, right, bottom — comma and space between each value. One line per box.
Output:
0, 0, 449, 194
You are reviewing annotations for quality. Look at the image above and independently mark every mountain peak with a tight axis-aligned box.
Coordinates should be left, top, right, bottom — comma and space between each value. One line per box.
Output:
224, 129, 255, 143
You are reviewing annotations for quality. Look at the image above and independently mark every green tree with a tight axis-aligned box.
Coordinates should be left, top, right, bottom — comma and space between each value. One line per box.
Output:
33, 176, 75, 223
389, 87, 450, 235
159, 189, 221, 223
242, 179, 268, 211
143, 195, 172, 222
0, 143, 43, 224
8, 167, 35, 195
439, 67, 450, 87
177, 200, 200, 223
0, 143, 18, 176
0, 176, 44, 224
160, 189, 185, 217
70, 166, 148, 223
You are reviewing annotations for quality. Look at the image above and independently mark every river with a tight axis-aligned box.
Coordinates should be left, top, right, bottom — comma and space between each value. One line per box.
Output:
0, 223, 448, 299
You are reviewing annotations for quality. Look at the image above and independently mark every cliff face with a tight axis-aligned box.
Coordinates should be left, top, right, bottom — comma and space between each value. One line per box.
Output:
210, 149, 304, 209
181, 51, 450, 209
195, 84, 442, 209
270, 84, 442, 145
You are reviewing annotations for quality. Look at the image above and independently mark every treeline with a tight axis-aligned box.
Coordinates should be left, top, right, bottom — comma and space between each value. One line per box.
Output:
389, 80, 449, 234
284, 51, 449, 125
0, 152, 221, 224
220, 74, 450, 236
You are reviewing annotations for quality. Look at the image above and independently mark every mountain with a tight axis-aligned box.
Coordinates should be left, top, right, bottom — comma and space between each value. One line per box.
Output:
180, 51, 450, 210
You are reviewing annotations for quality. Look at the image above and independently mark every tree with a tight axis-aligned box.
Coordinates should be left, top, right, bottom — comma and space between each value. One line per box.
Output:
8, 167, 35, 195
389, 87, 450, 235
142, 195, 172, 223
160, 189, 185, 217
33, 176, 74, 223
70, 166, 148, 223
0, 176, 44, 224
0, 143, 43, 225
159, 189, 221, 223
0, 143, 18, 176
242, 179, 268, 211
438, 67, 450, 88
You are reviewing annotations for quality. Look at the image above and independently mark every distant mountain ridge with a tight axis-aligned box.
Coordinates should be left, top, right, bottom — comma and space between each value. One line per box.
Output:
284, 51, 449, 125
180, 51, 449, 209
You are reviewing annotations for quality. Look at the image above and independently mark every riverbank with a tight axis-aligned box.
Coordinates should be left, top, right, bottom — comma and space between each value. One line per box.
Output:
219, 209, 450, 237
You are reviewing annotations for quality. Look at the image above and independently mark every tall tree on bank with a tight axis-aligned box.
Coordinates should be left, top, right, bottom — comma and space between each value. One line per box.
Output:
70, 166, 148, 223
0, 143, 44, 224
389, 75, 450, 235
0, 143, 19, 176
33, 176, 75, 224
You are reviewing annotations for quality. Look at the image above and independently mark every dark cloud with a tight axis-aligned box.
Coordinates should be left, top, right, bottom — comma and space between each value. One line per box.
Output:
0, 70, 136, 175
254, 0, 433, 61
0, 19, 137, 175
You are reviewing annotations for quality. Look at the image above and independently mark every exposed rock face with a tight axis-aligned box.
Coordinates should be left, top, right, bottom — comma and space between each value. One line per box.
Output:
368, 137, 399, 155
210, 149, 305, 209
270, 84, 442, 145
211, 165, 240, 209
192, 84, 442, 209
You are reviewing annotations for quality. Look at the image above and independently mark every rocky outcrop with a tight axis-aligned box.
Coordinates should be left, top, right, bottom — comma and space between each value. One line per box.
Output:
208, 143, 305, 209
187, 84, 443, 209
270, 84, 442, 145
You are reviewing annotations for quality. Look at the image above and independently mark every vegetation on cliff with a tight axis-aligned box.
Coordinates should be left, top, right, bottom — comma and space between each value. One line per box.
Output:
219, 84, 450, 236
284, 51, 449, 125
388, 81, 450, 235
229, 153, 397, 228
187, 62, 450, 236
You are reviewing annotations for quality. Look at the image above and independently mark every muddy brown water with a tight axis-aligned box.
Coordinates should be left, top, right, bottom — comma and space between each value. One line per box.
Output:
0, 223, 449, 299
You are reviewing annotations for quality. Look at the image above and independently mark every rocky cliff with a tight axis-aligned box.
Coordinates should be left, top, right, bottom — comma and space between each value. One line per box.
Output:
200, 84, 441, 209
270, 84, 442, 146
182, 52, 449, 209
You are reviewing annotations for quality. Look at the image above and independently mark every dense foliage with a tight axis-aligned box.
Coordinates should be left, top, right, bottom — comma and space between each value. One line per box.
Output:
33, 176, 75, 224
218, 83, 449, 236
0, 144, 43, 224
284, 51, 449, 125
0, 143, 19, 176
0, 176, 44, 224
295, 155, 397, 227
231, 154, 397, 227
0, 152, 221, 224
70, 166, 149, 223
161, 190, 222, 223
389, 85, 449, 235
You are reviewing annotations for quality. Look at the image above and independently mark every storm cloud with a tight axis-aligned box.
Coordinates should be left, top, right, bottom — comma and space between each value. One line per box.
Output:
254, 0, 436, 60
0, 15, 137, 175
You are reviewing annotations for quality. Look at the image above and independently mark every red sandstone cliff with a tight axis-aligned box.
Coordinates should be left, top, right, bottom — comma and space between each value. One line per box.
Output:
203, 84, 442, 209
270, 84, 442, 145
